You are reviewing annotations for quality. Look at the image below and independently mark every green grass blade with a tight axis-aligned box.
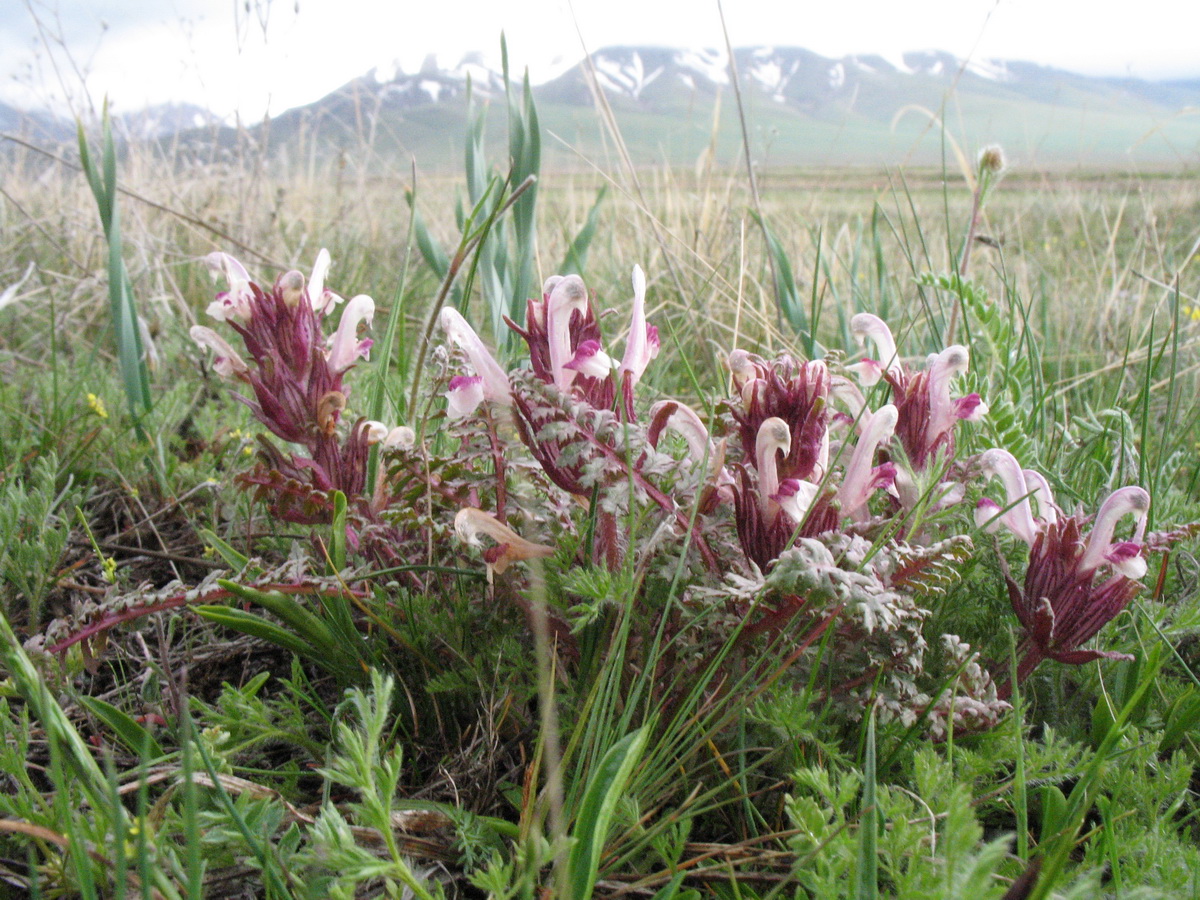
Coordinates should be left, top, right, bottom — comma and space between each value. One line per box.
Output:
330, 490, 348, 573
854, 711, 878, 900
198, 527, 252, 572
215, 579, 338, 653
749, 209, 809, 340
77, 107, 152, 437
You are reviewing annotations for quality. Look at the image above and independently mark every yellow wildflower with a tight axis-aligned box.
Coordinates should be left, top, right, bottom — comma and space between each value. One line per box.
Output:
86, 393, 108, 419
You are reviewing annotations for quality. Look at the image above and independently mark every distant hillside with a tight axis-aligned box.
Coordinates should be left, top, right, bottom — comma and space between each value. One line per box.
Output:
11, 47, 1200, 170
234, 46, 1200, 170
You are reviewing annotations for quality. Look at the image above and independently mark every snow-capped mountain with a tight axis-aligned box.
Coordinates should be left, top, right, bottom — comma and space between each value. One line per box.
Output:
9, 46, 1200, 168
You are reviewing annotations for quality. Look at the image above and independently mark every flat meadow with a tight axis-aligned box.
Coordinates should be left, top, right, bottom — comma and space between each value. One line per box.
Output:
2, 116, 1200, 898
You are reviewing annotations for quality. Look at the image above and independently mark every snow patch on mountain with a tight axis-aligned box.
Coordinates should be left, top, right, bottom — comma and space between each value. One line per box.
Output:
966, 58, 1011, 82
748, 55, 803, 102
675, 48, 729, 87
593, 51, 664, 100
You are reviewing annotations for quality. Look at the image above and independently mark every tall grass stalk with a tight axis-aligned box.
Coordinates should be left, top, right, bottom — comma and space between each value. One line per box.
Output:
77, 107, 152, 439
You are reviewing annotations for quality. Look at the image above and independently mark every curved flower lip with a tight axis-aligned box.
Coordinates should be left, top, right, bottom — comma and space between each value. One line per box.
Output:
326, 294, 375, 373
977, 448, 1038, 545
439, 307, 511, 408
618, 264, 659, 387
1105, 541, 1148, 579
454, 507, 554, 576
955, 393, 988, 422
772, 477, 821, 525
204, 252, 255, 323
837, 403, 897, 520
850, 313, 903, 381
545, 274, 589, 390
564, 339, 617, 379
190, 325, 249, 378
1079, 485, 1150, 576
446, 376, 486, 419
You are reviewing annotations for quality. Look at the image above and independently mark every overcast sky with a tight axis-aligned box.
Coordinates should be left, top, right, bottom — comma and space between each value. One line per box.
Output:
4, 0, 1198, 119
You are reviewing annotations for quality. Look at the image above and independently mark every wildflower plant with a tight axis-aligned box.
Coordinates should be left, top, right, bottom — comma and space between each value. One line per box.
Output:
184, 247, 1193, 740
15, 73, 1200, 900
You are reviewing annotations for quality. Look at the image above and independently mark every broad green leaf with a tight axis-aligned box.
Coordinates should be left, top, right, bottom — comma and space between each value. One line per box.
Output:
567, 726, 649, 900
198, 527, 252, 573
78, 696, 165, 760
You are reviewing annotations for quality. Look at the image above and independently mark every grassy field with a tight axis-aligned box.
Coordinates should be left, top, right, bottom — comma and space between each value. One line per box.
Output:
1, 112, 1200, 899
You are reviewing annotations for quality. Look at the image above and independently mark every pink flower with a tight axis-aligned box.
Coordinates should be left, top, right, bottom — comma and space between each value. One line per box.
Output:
836, 404, 898, 521
545, 275, 591, 391
506, 268, 654, 419
203, 252, 254, 322
190, 325, 249, 379
731, 416, 839, 571
563, 339, 617, 379
439, 307, 511, 417
454, 507, 554, 579
850, 313, 987, 474
617, 265, 659, 387
326, 294, 375, 373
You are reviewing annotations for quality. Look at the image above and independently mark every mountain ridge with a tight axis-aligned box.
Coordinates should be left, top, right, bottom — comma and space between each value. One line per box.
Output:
7, 46, 1200, 169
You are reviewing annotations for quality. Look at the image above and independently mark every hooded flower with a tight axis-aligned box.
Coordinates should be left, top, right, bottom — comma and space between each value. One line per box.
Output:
617, 265, 660, 387
326, 294, 375, 373
438, 307, 512, 418
977, 448, 1153, 692
848, 314, 986, 506
189, 326, 249, 378
725, 352, 899, 570
505, 267, 656, 420
203, 252, 255, 322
